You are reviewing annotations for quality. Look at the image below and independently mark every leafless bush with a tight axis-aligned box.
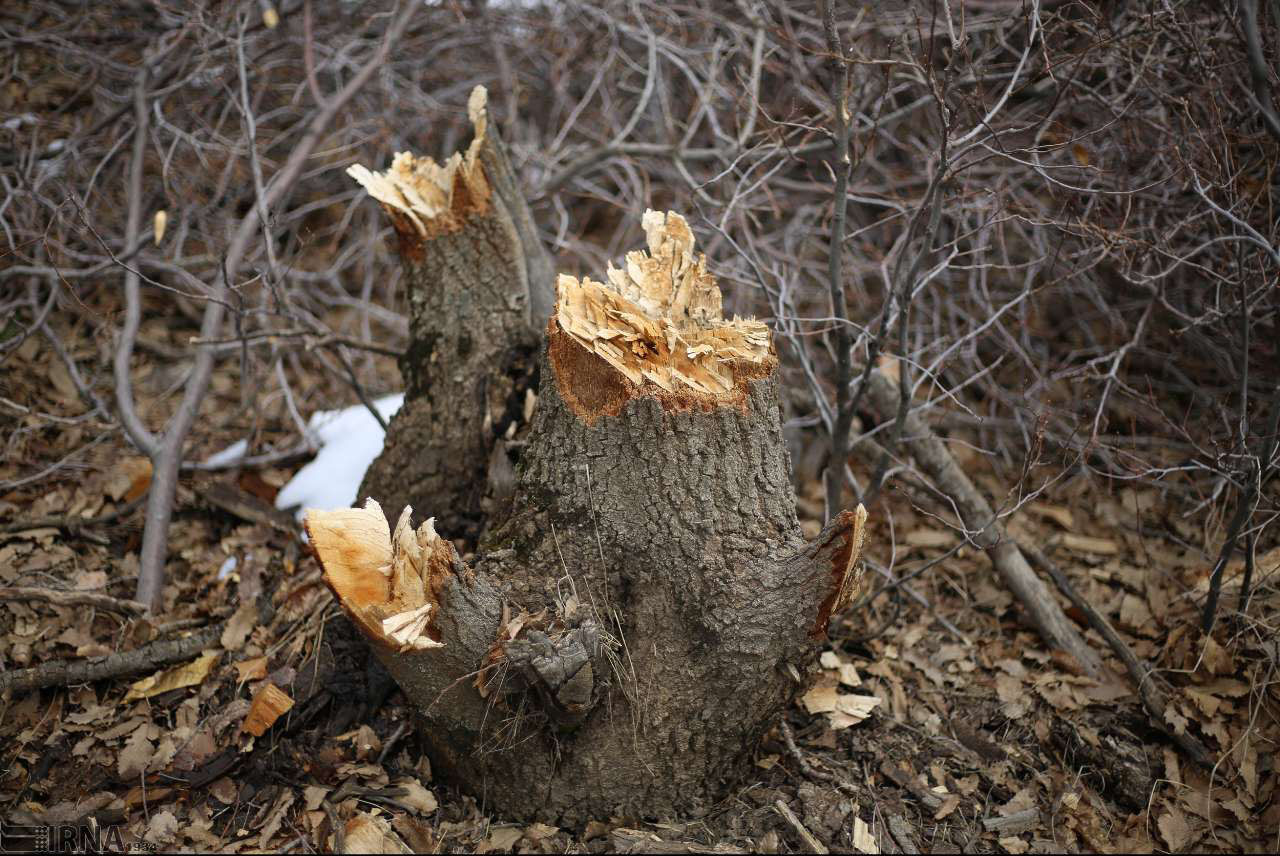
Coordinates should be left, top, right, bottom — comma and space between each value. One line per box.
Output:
1, 0, 1276, 632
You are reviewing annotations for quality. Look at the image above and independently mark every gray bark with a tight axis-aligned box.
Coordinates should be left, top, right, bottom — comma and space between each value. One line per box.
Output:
360, 328, 861, 822
358, 113, 552, 539
328, 90, 863, 822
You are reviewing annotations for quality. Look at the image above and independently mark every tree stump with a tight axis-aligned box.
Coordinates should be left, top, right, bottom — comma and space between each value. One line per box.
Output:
310, 89, 866, 823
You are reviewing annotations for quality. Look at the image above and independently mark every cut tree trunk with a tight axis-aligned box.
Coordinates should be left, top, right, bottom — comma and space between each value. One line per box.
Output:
310, 106, 867, 821
349, 87, 553, 540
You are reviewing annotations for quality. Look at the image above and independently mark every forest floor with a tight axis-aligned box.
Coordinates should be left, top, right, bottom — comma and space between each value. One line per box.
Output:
1, 309, 1277, 854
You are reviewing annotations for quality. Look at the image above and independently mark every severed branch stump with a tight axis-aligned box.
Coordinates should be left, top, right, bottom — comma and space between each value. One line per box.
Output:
348, 87, 552, 539
310, 92, 867, 822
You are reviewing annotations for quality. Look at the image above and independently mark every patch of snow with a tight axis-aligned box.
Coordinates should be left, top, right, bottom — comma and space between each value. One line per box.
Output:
3, 113, 37, 131
202, 438, 249, 468
275, 393, 404, 520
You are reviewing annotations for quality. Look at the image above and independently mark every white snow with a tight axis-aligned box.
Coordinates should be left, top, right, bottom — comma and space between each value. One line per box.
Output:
217, 555, 238, 580
274, 393, 404, 519
201, 438, 249, 468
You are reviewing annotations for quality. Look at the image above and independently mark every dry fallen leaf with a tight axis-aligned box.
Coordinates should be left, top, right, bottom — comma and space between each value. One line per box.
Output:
476, 826, 523, 854
235, 656, 269, 683
995, 674, 1026, 705
117, 724, 155, 779
852, 817, 878, 854
1158, 806, 1191, 851
74, 570, 109, 591
998, 836, 1029, 854
1057, 533, 1119, 555
934, 794, 961, 820
523, 823, 558, 843
303, 785, 330, 811
1027, 502, 1074, 530
1200, 635, 1233, 676
395, 778, 438, 815
105, 457, 153, 503
802, 683, 840, 714
583, 821, 611, 842
819, 650, 864, 687
903, 529, 956, 549
242, 682, 294, 737
830, 693, 882, 729
998, 788, 1037, 817
1119, 593, 1155, 636
209, 777, 237, 805
144, 809, 180, 847
221, 602, 258, 651
257, 790, 297, 850
123, 650, 220, 702
343, 812, 411, 854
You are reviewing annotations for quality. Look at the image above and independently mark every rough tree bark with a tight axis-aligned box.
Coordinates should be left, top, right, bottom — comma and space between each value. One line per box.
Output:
310, 91, 867, 822
349, 87, 553, 539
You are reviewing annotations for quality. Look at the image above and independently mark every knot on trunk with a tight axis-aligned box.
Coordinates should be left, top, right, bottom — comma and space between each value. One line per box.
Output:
499, 620, 601, 730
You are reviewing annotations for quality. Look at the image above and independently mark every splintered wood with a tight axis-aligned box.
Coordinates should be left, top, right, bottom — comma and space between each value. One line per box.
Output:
346, 87, 491, 236
556, 210, 770, 395
242, 682, 295, 737
305, 499, 448, 652
831, 504, 868, 616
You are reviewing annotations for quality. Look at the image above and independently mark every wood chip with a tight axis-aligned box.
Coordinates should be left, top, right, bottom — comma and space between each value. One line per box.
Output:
241, 681, 294, 737
852, 817, 878, 854
1056, 533, 1119, 555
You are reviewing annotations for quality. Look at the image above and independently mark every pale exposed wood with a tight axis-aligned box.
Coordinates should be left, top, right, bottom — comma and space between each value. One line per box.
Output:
351, 85, 552, 535
346, 89, 490, 237
305, 499, 449, 653
556, 211, 770, 395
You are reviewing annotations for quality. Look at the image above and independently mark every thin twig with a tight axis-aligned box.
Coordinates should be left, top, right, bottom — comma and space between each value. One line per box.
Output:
112, 63, 160, 460
126, 0, 420, 612
0, 587, 147, 616
820, 0, 856, 521
0, 623, 223, 694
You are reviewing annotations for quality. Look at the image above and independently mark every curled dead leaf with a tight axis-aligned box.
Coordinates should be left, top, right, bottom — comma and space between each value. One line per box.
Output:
343, 812, 411, 855
123, 650, 220, 702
